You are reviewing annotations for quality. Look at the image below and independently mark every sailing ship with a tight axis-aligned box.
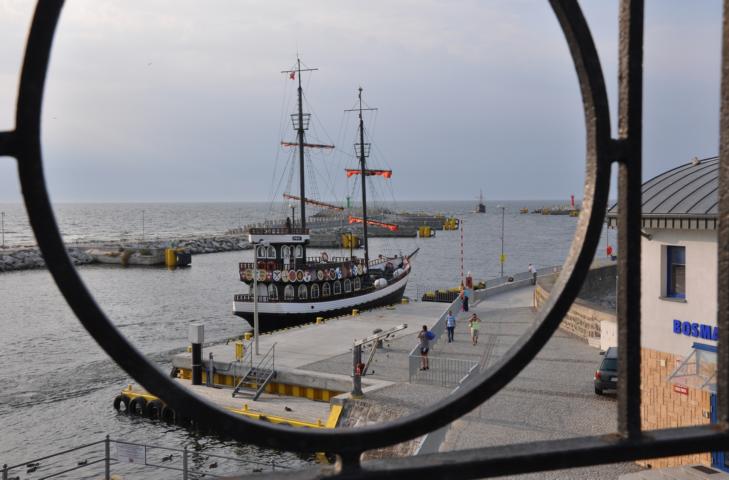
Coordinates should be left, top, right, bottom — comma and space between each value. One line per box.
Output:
476, 190, 486, 213
232, 59, 418, 333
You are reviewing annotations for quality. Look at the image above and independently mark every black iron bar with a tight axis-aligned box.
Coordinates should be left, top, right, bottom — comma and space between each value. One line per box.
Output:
615, 0, 644, 438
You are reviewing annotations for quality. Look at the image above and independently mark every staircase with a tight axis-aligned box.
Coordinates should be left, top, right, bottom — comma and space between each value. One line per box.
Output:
232, 343, 276, 401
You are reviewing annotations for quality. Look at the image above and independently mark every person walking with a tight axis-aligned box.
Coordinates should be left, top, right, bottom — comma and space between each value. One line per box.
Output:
417, 325, 431, 370
529, 263, 537, 285
468, 314, 481, 346
461, 290, 469, 312
446, 310, 456, 343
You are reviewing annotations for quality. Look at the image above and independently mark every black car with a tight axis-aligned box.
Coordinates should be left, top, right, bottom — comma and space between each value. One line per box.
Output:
594, 346, 618, 395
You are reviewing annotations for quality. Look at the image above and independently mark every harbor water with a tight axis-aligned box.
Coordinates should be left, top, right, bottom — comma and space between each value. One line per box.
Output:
0, 201, 612, 477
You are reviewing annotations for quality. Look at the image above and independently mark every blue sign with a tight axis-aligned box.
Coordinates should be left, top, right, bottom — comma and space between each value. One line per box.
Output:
673, 320, 718, 341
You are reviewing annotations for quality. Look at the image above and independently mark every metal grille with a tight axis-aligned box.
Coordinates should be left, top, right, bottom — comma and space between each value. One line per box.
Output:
4, 1, 729, 478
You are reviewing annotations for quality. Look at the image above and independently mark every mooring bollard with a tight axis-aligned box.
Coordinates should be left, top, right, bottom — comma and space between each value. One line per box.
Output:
189, 324, 204, 385
105, 435, 110, 480
3, 463, 9, 480
182, 446, 188, 480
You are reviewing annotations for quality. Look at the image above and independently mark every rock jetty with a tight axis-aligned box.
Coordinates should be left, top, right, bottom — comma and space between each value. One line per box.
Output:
0, 235, 251, 273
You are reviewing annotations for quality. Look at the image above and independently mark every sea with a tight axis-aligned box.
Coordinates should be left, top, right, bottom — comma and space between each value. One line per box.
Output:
0, 201, 613, 478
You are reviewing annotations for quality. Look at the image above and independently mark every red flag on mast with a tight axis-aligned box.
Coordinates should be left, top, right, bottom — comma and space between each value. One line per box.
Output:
289, 71, 296, 80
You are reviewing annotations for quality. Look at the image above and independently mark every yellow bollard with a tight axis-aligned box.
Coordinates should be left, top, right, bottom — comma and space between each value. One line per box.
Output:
316, 316, 324, 324
401, 297, 409, 304
164, 248, 177, 268
235, 341, 245, 361
352, 309, 359, 316
244, 331, 253, 341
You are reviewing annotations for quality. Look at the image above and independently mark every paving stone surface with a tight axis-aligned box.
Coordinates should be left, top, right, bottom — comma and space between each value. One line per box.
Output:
305, 287, 644, 478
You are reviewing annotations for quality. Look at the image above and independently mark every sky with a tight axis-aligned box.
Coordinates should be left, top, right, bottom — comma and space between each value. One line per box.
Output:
0, 1, 723, 203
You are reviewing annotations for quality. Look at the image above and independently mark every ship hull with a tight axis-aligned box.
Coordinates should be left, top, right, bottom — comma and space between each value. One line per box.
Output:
233, 259, 414, 333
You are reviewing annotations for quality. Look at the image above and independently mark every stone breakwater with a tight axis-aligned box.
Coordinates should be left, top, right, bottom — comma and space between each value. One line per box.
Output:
0, 235, 252, 273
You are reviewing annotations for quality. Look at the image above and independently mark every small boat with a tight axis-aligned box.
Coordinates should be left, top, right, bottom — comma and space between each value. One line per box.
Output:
475, 190, 486, 213
232, 59, 417, 333
86, 248, 165, 266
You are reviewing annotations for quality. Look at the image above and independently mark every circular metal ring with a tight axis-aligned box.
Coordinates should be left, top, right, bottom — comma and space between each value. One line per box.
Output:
8, 0, 612, 458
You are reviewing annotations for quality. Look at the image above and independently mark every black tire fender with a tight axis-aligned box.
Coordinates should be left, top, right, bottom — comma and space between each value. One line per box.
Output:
129, 397, 147, 415
145, 400, 163, 418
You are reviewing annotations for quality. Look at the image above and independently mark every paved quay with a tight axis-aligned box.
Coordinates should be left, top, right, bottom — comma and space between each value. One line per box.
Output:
434, 288, 643, 479
302, 286, 643, 478
181, 301, 446, 370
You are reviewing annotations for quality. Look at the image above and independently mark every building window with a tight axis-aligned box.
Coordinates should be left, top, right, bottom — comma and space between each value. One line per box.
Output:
284, 285, 295, 300
666, 245, 686, 299
298, 284, 308, 300
268, 284, 278, 300
333, 281, 342, 295
311, 284, 320, 299
256, 245, 267, 259
344, 279, 352, 293
281, 245, 291, 260
267, 246, 276, 259
354, 277, 361, 291
294, 245, 303, 258
322, 282, 331, 297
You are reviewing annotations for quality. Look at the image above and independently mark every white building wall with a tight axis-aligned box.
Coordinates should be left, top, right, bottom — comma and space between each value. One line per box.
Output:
641, 229, 717, 355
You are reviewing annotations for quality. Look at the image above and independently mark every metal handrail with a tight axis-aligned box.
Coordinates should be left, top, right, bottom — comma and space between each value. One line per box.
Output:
1, 436, 289, 480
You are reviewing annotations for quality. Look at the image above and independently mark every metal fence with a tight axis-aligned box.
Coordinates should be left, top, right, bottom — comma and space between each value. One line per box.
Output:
1, 436, 287, 480
408, 355, 479, 388
10, 1, 729, 479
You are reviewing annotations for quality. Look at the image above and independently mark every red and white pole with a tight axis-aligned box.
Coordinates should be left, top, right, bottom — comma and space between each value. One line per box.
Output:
460, 218, 464, 286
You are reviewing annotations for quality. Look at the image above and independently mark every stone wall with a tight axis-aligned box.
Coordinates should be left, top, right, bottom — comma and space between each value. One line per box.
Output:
638, 347, 712, 469
0, 235, 252, 273
534, 263, 616, 344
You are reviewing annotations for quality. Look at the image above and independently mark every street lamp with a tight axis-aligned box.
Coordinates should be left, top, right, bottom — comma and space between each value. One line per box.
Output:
498, 205, 505, 277
289, 202, 296, 228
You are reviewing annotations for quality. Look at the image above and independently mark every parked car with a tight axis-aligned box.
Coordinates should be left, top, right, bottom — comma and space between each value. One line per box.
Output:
594, 347, 618, 395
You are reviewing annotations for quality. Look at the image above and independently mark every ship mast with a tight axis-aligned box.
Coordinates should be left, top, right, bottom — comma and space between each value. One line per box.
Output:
346, 88, 377, 267
281, 58, 318, 231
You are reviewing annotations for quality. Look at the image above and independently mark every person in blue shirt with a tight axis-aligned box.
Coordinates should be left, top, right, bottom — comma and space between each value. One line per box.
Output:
446, 310, 456, 343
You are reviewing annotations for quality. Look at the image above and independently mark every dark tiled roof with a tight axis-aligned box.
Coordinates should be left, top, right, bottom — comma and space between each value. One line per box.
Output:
608, 156, 718, 218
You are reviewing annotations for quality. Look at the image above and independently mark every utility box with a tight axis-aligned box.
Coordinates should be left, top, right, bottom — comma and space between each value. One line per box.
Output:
189, 323, 204, 344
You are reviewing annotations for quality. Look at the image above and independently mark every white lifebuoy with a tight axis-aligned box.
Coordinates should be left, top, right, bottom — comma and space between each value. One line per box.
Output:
303, 271, 312, 282
317, 270, 324, 281
321, 252, 329, 262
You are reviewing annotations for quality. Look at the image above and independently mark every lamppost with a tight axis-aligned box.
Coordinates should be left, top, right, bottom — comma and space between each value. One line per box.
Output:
289, 202, 296, 228
498, 205, 505, 277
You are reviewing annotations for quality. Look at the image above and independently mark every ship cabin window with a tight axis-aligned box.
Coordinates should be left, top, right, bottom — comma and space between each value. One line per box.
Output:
322, 282, 331, 297
354, 277, 361, 291
268, 284, 278, 300
284, 285, 295, 300
298, 284, 308, 300
344, 279, 352, 293
333, 280, 342, 295
267, 246, 276, 259
311, 284, 320, 299
256, 245, 267, 259
294, 245, 303, 258
281, 245, 291, 260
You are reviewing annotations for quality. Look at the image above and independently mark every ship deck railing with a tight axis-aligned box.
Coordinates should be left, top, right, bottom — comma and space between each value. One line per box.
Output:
239, 258, 366, 273
247, 227, 309, 235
